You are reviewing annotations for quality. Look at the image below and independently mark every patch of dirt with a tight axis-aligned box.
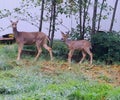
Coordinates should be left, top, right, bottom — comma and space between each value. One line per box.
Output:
81, 65, 120, 87
39, 61, 120, 87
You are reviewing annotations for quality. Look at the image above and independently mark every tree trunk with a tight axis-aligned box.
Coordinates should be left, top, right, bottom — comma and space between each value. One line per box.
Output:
91, 0, 98, 34
82, 0, 91, 38
109, 0, 118, 32
50, 0, 56, 47
79, 0, 83, 39
97, 0, 106, 31
48, 5, 53, 38
82, 0, 87, 39
39, 0, 45, 32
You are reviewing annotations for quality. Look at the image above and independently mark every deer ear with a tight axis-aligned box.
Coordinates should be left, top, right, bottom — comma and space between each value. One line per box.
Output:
10, 20, 13, 23
66, 32, 69, 37
16, 20, 19, 23
61, 31, 64, 35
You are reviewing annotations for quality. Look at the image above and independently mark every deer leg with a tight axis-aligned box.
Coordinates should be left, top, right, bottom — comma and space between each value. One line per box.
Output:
43, 44, 53, 61
68, 50, 74, 63
79, 51, 86, 64
17, 44, 23, 60
35, 44, 42, 61
85, 48, 93, 64
35, 47, 42, 61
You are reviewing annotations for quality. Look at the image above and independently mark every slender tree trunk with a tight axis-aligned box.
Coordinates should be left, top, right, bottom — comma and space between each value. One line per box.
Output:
91, 0, 98, 34
48, 5, 53, 38
39, 0, 45, 32
109, 0, 118, 32
86, 0, 91, 15
82, 0, 91, 38
79, 0, 83, 39
97, 0, 106, 31
82, 0, 87, 39
50, 0, 56, 47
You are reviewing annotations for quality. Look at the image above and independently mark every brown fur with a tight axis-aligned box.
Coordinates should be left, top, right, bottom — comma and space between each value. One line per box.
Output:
61, 31, 93, 64
10, 20, 53, 61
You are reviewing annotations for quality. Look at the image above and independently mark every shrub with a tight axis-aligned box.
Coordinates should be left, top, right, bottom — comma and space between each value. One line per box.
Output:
52, 40, 68, 60
91, 31, 120, 64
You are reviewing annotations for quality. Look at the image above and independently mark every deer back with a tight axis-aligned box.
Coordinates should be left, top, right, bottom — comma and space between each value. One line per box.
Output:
66, 40, 92, 50
16, 31, 48, 45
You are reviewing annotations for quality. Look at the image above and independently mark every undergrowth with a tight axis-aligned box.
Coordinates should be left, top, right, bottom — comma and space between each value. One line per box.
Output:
0, 44, 119, 100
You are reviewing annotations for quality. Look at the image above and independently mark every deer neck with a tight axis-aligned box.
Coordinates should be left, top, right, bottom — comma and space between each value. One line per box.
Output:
13, 27, 19, 37
65, 39, 71, 46
13, 27, 17, 33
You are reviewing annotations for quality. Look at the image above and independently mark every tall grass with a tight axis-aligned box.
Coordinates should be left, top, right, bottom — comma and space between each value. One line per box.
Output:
0, 44, 120, 100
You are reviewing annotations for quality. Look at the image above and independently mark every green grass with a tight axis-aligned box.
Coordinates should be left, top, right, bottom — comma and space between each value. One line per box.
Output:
0, 44, 120, 100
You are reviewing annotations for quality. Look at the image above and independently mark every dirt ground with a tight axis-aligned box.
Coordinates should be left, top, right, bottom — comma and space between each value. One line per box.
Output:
40, 61, 120, 87
81, 64, 120, 87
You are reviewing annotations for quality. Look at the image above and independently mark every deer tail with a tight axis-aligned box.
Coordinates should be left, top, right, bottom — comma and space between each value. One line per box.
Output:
90, 45, 92, 50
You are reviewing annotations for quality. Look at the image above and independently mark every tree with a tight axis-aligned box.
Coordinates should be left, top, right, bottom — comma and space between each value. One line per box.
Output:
97, 0, 106, 31
39, 0, 45, 32
91, 0, 98, 34
109, 0, 118, 32
0, 0, 119, 42
82, 0, 91, 39
50, 0, 57, 47
65, 0, 91, 40
78, 0, 82, 39
48, 5, 53, 39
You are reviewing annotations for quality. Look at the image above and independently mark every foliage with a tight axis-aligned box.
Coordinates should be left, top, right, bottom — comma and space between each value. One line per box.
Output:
69, 25, 91, 40
23, 45, 36, 51
52, 40, 68, 60
106, 87, 120, 100
21, 32, 120, 63
91, 31, 120, 64
0, 0, 115, 35
22, 40, 68, 60
67, 83, 112, 100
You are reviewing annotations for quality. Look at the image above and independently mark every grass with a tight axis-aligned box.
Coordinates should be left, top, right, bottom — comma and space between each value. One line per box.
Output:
0, 44, 120, 100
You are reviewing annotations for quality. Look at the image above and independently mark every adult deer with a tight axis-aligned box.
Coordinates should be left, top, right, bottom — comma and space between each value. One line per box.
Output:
61, 32, 93, 64
10, 20, 53, 61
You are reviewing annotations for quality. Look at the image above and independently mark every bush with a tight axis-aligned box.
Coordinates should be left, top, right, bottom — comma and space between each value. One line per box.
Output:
52, 40, 68, 60
91, 31, 120, 64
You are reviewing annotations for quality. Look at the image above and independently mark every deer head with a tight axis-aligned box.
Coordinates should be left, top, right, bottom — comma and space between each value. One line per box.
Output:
61, 31, 69, 42
10, 20, 19, 28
